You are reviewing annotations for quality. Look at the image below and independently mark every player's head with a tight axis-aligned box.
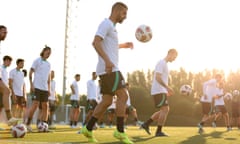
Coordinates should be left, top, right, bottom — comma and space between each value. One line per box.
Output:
75, 74, 80, 81
3, 55, 12, 67
0, 25, 7, 41
166, 48, 178, 62
110, 2, 128, 24
92, 72, 97, 80
51, 70, 55, 79
16, 58, 24, 69
40, 45, 51, 59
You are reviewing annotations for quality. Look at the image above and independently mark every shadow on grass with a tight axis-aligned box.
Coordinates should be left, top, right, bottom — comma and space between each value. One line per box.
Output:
132, 135, 155, 143
178, 130, 231, 144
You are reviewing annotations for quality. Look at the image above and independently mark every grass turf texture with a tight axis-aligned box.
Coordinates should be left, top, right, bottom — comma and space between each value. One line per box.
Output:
0, 124, 240, 144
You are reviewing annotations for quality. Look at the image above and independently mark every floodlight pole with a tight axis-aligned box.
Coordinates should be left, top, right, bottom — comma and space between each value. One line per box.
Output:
62, 0, 70, 111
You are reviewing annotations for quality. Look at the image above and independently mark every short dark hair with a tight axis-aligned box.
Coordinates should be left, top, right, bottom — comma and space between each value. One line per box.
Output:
0, 25, 7, 30
112, 2, 128, 12
3, 55, 12, 61
75, 74, 80, 78
16, 58, 24, 65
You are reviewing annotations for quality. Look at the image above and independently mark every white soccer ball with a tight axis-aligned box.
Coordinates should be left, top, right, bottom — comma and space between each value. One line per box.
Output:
11, 124, 27, 138
135, 24, 152, 43
37, 122, 49, 132
224, 92, 232, 101
180, 84, 192, 96
232, 90, 240, 96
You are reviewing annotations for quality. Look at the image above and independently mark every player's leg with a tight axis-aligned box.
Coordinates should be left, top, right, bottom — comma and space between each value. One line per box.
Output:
0, 81, 18, 125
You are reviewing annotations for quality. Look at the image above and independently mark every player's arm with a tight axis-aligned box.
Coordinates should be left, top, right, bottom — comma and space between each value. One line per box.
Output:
70, 84, 75, 95
92, 35, 114, 73
29, 68, 34, 93
119, 42, 133, 49
155, 72, 173, 95
9, 78, 16, 101
47, 73, 51, 96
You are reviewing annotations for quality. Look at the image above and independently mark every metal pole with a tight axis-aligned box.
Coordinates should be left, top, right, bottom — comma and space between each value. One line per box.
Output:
62, 0, 70, 111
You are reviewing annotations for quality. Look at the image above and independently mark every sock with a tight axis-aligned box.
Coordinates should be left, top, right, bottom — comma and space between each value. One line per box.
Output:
145, 118, 153, 126
134, 117, 138, 122
5, 109, 12, 120
37, 119, 41, 125
26, 117, 32, 125
74, 121, 77, 126
156, 125, 162, 133
87, 117, 98, 131
70, 121, 73, 126
200, 122, 204, 126
117, 117, 124, 133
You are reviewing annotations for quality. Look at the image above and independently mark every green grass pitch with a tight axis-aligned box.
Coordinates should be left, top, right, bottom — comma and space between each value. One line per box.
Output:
1, 124, 240, 144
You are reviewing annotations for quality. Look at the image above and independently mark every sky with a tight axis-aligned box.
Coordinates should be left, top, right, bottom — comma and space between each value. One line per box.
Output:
1, 0, 240, 95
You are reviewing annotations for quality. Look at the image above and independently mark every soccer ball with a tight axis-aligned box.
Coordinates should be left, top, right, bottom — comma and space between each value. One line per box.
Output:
224, 92, 232, 101
37, 122, 49, 132
135, 24, 152, 43
11, 124, 27, 138
180, 84, 192, 96
232, 90, 240, 96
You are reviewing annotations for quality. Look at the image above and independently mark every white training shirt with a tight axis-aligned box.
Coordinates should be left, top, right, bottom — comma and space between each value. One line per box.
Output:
31, 57, 51, 91
151, 59, 168, 95
48, 79, 56, 100
70, 80, 80, 101
95, 18, 119, 75
200, 79, 218, 103
1, 65, 8, 86
9, 68, 25, 96
108, 96, 117, 109
96, 85, 102, 103
126, 90, 131, 106
87, 79, 97, 100
214, 87, 225, 106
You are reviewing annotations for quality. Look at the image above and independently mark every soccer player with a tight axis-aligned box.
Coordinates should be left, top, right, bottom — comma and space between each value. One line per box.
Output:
84, 72, 98, 126
212, 82, 231, 131
80, 2, 134, 143
25, 46, 51, 132
9, 58, 26, 121
124, 83, 142, 126
140, 48, 178, 137
0, 25, 19, 126
197, 74, 222, 134
69, 74, 81, 128
48, 70, 58, 129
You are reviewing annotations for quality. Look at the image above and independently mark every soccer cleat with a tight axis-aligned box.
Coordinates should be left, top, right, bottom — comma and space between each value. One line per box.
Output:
212, 122, 216, 128
113, 130, 134, 144
155, 132, 168, 137
99, 123, 105, 128
81, 126, 98, 143
140, 123, 151, 135
7, 117, 20, 126
136, 121, 143, 126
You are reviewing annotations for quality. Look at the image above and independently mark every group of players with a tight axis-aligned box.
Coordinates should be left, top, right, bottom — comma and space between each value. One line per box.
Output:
0, 25, 58, 132
68, 71, 142, 130
198, 74, 240, 134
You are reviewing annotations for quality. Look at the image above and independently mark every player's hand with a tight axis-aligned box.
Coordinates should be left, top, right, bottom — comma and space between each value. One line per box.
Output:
105, 60, 114, 74
167, 87, 174, 96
